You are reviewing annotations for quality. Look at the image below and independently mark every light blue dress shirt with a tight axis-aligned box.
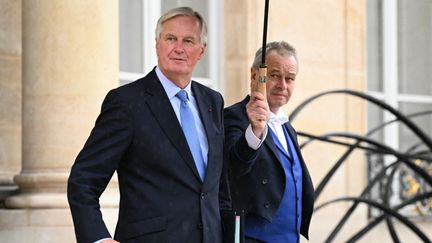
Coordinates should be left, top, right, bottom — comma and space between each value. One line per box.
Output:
155, 66, 209, 167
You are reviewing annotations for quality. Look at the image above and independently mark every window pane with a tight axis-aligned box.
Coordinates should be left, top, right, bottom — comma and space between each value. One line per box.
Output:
367, 0, 383, 92
367, 103, 384, 142
398, 102, 432, 152
120, 0, 143, 73
398, 0, 432, 95
161, 0, 209, 78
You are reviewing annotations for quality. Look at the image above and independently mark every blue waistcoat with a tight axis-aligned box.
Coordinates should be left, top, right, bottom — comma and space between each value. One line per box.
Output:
245, 125, 303, 243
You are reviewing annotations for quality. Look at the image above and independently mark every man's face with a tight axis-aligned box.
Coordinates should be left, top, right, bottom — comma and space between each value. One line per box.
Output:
252, 51, 298, 113
156, 16, 206, 84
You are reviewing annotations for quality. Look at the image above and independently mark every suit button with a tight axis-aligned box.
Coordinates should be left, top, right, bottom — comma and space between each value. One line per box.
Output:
264, 202, 270, 208
261, 178, 268, 185
201, 193, 205, 199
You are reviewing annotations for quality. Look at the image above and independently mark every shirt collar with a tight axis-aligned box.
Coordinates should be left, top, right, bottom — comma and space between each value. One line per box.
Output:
269, 110, 289, 125
155, 66, 192, 100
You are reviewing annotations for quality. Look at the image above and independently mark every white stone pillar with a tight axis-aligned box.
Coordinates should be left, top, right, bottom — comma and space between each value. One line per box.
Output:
6, 0, 119, 209
0, 0, 22, 204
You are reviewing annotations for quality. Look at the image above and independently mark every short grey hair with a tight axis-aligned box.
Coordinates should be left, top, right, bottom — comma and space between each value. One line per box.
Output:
252, 41, 298, 68
155, 7, 208, 45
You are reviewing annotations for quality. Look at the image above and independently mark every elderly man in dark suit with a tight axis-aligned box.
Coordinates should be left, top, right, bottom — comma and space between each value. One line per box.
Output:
68, 7, 228, 243
224, 41, 315, 243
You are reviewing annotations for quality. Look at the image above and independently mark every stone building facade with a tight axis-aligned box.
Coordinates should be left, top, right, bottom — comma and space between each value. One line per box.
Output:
0, 0, 431, 242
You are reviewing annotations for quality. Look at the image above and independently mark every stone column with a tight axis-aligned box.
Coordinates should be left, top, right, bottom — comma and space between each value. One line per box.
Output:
6, 0, 119, 209
0, 0, 22, 205
1, 1, 119, 241
224, 0, 262, 106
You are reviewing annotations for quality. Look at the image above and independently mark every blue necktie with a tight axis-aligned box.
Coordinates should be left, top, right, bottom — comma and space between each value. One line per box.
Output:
176, 90, 206, 181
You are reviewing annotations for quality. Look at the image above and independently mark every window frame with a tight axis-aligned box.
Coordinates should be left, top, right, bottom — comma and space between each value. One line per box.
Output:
367, 0, 432, 213
368, 0, 432, 151
119, 0, 223, 92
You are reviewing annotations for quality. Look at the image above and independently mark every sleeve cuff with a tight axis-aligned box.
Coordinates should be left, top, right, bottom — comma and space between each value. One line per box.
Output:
245, 124, 268, 150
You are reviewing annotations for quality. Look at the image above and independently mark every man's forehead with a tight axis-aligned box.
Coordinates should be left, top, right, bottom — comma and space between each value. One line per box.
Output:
161, 19, 200, 34
269, 64, 297, 74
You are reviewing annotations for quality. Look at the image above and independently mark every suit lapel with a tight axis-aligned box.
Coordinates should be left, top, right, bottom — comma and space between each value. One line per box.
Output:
143, 72, 202, 181
192, 82, 216, 182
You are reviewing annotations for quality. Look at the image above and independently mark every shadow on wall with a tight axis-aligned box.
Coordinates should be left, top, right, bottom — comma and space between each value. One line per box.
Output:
291, 90, 432, 242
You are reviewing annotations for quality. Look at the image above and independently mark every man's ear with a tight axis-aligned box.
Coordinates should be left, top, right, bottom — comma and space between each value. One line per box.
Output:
198, 43, 207, 60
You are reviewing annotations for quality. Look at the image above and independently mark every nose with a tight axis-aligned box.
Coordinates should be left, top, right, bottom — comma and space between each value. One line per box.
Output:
275, 78, 287, 89
174, 41, 185, 53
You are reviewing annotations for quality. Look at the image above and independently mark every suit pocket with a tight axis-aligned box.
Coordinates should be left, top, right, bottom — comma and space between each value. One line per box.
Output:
123, 215, 167, 240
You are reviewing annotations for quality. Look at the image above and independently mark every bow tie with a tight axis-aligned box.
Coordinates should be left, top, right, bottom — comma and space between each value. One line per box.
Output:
268, 114, 289, 125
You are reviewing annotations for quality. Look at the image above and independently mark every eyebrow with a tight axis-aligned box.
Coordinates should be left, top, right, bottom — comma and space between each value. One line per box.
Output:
184, 36, 196, 41
269, 69, 281, 74
164, 33, 197, 39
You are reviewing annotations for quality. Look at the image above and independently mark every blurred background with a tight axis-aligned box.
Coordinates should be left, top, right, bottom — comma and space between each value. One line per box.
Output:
0, 0, 431, 242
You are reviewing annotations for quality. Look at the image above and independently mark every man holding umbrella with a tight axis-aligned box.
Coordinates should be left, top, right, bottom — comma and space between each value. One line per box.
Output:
224, 41, 315, 243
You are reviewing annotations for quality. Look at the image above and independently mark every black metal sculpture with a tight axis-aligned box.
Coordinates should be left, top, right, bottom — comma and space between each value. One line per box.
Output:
289, 89, 432, 242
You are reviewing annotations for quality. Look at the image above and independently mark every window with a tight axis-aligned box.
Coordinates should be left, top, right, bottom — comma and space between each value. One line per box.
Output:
119, 0, 223, 91
367, 0, 432, 146
367, 0, 432, 218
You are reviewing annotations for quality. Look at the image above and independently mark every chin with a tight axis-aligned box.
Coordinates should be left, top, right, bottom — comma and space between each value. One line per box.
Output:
169, 68, 190, 75
271, 97, 288, 104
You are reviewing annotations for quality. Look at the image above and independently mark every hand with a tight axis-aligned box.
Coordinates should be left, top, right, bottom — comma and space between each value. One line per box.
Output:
246, 91, 269, 138
100, 240, 119, 243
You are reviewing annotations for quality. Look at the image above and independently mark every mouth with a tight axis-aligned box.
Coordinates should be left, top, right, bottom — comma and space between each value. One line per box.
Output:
272, 93, 287, 97
170, 57, 187, 62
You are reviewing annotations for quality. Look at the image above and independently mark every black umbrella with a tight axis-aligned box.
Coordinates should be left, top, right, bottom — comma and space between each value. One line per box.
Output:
255, 0, 270, 99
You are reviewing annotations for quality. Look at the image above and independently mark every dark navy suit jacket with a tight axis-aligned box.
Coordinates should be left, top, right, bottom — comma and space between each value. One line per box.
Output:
68, 69, 227, 243
224, 95, 314, 239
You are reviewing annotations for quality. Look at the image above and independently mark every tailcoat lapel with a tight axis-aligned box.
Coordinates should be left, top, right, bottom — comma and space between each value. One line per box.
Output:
283, 123, 300, 155
270, 128, 292, 160
264, 130, 282, 163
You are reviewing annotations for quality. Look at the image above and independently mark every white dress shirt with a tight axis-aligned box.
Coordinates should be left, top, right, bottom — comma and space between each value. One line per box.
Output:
267, 111, 289, 152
